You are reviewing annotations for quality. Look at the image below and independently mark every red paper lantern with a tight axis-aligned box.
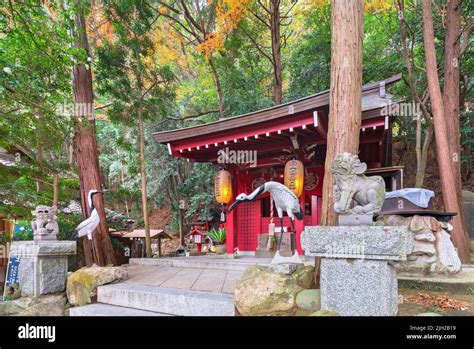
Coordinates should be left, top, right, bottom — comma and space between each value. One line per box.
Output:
214, 169, 232, 204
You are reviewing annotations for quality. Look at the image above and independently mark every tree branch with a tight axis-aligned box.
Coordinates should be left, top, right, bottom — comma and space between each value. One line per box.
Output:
165, 109, 219, 121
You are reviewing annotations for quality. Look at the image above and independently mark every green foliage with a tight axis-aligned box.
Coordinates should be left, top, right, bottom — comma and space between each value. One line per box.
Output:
0, 233, 11, 246
12, 220, 33, 240
0, 1, 82, 216
206, 227, 226, 245
0, 0, 472, 236
461, 110, 473, 167
288, 3, 332, 100
57, 213, 83, 241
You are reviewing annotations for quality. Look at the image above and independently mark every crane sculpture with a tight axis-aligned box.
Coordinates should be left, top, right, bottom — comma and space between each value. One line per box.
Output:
229, 181, 303, 260
72, 189, 104, 265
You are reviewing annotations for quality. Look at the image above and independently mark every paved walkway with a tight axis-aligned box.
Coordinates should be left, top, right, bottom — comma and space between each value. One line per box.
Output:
123, 265, 245, 294
124, 255, 317, 294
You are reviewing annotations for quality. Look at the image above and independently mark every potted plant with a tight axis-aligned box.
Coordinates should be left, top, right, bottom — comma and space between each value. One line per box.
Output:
206, 228, 226, 254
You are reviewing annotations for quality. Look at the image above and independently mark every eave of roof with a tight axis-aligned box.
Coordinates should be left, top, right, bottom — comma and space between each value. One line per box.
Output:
154, 74, 402, 144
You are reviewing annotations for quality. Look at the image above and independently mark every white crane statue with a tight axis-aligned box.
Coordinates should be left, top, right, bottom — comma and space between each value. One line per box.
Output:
228, 181, 304, 263
72, 189, 105, 265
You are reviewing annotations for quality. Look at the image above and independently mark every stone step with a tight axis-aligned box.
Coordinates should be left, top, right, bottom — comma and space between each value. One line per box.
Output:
129, 257, 271, 271
69, 303, 171, 317
398, 266, 474, 295
98, 283, 235, 316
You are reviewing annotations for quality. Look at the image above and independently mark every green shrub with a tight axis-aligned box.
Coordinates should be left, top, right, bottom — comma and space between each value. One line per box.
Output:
206, 227, 226, 245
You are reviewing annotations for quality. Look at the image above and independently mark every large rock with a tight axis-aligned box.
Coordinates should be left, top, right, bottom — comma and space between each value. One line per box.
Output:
234, 266, 304, 316
409, 215, 440, 233
295, 289, 320, 311
382, 215, 410, 227
0, 295, 66, 316
67, 265, 128, 306
412, 241, 436, 256
435, 230, 462, 274
0, 298, 33, 316
19, 295, 66, 316
414, 232, 436, 242
293, 265, 315, 289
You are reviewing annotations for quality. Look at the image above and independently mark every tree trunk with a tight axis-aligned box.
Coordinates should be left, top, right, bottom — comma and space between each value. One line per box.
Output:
52, 173, 59, 207
270, 0, 282, 105
443, 0, 465, 224
396, 0, 434, 189
421, 0, 470, 262
208, 57, 225, 118
320, 0, 364, 226
414, 123, 433, 188
120, 167, 129, 216
178, 209, 185, 246
138, 99, 152, 258
73, 3, 116, 266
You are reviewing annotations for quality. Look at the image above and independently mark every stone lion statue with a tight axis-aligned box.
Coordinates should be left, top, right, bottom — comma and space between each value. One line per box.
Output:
31, 205, 59, 241
333, 153, 385, 215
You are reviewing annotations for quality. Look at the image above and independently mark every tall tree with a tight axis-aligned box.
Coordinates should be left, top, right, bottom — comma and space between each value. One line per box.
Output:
320, 0, 365, 226
395, 0, 433, 188
71, 1, 116, 266
421, 0, 470, 262
239, 0, 296, 105
97, 0, 175, 257
198, 0, 296, 105
154, 0, 227, 117
442, 0, 465, 224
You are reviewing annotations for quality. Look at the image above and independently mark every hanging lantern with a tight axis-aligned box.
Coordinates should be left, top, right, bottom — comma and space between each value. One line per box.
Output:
214, 169, 232, 204
284, 159, 304, 197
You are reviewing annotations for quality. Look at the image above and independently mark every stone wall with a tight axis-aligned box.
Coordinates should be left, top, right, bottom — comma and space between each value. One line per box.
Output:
380, 215, 462, 275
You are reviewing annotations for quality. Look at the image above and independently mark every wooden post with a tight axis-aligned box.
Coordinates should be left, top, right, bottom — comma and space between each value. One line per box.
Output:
295, 194, 305, 254
158, 237, 162, 257
225, 172, 237, 254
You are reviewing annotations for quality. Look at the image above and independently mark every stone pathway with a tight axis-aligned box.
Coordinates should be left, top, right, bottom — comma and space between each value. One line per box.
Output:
122, 265, 245, 294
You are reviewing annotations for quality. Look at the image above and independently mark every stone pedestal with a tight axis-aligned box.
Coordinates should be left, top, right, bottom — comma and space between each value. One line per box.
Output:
301, 225, 413, 316
10, 241, 76, 297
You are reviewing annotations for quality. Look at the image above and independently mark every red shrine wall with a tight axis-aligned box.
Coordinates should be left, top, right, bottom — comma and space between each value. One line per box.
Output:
229, 167, 324, 252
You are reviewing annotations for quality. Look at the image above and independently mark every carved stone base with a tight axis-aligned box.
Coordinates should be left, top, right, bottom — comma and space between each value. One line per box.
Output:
320, 258, 398, 316
302, 225, 412, 316
10, 241, 76, 297
338, 214, 374, 226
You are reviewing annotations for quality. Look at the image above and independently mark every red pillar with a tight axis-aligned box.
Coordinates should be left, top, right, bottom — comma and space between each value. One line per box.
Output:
225, 172, 237, 254
295, 194, 305, 254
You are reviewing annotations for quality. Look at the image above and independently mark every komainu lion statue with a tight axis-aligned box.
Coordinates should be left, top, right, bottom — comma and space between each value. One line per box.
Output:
31, 205, 59, 241
333, 153, 385, 215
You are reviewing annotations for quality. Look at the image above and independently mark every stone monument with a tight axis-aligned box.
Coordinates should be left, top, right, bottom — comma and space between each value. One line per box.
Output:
9, 206, 76, 297
301, 153, 413, 316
